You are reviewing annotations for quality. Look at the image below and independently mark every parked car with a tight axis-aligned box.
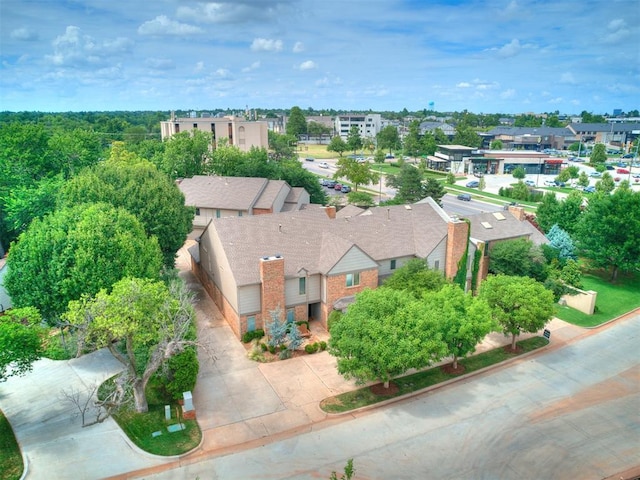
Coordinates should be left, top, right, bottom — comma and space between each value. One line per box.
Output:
554, 180, 566, 187
524, 180, 536, 187
319, 162, 329, 169
605, 165, 615, 170
334, 183, 343, 190
304, 157, 314, 162
341, 185, 351, 193
325, 180, 337, 188
589, 172, 602, 178
385, 154, 395, 159
583, 186, 596, 193
321, 178, 330, 186
622, 153, 634, 159
457, 193, 471, 201
617, 168, 630, 174
617, 162, 628, 167
473, 171, 484, 178
466, 180, 480, 188
543, 180, 556, 187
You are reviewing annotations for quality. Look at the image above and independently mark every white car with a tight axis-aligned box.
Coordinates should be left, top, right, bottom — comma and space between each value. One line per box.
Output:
524, 180, 536, 187
319, 162, 329, 169
543, 180, 556, 187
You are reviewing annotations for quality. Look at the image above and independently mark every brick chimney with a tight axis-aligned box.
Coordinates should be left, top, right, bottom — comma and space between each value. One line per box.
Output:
508, 205, 526, 221
445, 218, 469, 280
324, 205, 336, 219
259, 255, 285, 321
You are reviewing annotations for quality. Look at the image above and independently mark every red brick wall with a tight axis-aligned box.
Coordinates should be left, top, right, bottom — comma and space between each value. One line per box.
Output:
260, 257, 285, 323
445, 220, 469, 280
253, 208, 273, 215
320, 269, 378, 328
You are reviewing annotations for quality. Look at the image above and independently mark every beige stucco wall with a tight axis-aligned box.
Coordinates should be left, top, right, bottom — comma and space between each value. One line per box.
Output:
561, 288, 597, 315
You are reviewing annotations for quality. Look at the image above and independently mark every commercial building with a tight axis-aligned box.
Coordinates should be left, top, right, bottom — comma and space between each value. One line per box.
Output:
334, 113, 382, 141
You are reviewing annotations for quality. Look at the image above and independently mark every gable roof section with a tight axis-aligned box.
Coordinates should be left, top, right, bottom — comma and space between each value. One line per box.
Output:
209, 201, 450, 286
253, 180, 288, 210
467, 211, 547, 245
177, 176, 268, 211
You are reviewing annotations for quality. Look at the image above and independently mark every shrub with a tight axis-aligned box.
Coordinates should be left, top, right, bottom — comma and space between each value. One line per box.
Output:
319, 341, 327, 351
163, 347, 199, 401
268, 345, 276, 354
260, 342, 268, 352
305, 343, 319, 354
242, 329, 265, 343
327, 310, 342, 333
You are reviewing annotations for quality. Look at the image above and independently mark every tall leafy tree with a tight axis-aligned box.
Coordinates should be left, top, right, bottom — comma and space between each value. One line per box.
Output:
334, 157, 379, 191
346, 125, 363, 153
488, 238, 547, 282
286, 106, 307, 136
327, 135, 348, 157
64, 277, 197, 413
422, 284, 495, 369
535, 193, 561, 233
479, 275, 554, 350
403, 121, 421, 158
556, 191, 583, 235
383, 258, 448, 298
268, 131, 297, 161
160, 130, 212, 178
0, 307, 44, 382
575, 187, 640, 280
386, 164, 426, 203
490, 139, 503, 150
59, 156, 194, 267
453, 125, 482, 148
596, 172, 616, 193
590, 143, 607, 165
423, 177, 446, 206
376, 125, 401, 154
329, 288, 446, 389
4, 203, 162, 322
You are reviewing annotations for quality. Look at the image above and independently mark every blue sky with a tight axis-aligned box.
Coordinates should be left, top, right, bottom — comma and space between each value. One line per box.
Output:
1, 0, 638, 114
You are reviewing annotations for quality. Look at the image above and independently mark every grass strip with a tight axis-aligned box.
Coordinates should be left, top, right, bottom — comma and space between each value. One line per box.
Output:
320, 336, 549, 413
0, 410, 23, 480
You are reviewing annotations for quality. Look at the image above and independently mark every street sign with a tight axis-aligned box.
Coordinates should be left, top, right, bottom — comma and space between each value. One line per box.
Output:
543, 329, 551, 340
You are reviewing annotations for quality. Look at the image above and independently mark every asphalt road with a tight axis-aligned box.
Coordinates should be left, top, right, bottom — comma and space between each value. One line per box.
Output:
142, 316, 640, 480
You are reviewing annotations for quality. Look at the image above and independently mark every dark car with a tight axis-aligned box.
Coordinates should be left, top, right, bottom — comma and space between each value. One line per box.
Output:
325, 180, 337, 188
341, 185, 351, 193
457, 193, 471, 201
554, 180, 566, 187
466, 180, 480, 188
622, 153, 634, 159
583, 186, 596, 193
605, 165, 615, 170
304, 157, 314, 162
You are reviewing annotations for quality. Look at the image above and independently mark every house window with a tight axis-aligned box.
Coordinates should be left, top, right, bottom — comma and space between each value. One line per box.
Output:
434, 260, 440, 270
216, 209, 221, 218
238, 211, 243, 217
195, 208, 200, 216
346, 272, 360, 287
299, 277, 306, 295
247, 316, 256, 332
390, 260, 396, 270
286, 309, 295, 323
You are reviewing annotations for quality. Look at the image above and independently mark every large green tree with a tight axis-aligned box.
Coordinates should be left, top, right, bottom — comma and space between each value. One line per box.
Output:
334, 157, 379, 191
158, 130, 212, 178
403, 121, 421, 159
423, 177, 446, 206
382, 258, 448, 298
64, 277, 197, 413
535, 193, 561, 233
590, 143, 607, 165
488, 238, 547, 282
0, 307, 44, 382
453, 125, 482, 148
329, 288, 446, 389
479, 275, 554, 350
422, 284, 495, 369
59, 155, 194, 267
268, 131, 297, 161
575, 187, 640, 280
4, 203, 162, 322
346, 126, 363, 153
327, 135, 348, 157
286, 106, 307, 136
376, 125, 401, 154
386, 164, 426, 203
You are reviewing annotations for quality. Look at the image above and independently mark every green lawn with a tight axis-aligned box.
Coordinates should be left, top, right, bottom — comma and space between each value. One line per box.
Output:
554, 271, 640, 327
0, 410, 23, 480
320, 336, 549, 413
102, 378, 201, 456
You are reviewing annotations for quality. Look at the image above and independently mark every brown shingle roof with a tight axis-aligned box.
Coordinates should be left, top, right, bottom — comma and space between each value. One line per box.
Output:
467, 211, 547, 245
253, 180, 287, 210
177, 176, 268, 211
210, 201, 450, 286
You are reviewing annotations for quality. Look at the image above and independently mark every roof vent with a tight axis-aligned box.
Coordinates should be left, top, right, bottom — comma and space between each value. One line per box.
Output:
492, 212, 506, 221
404, 205, 412, 210
275, 253, 282, 258
262, 256, 269, 260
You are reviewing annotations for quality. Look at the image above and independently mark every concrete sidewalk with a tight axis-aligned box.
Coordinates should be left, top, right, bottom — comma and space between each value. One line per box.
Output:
0, 241, 589, 480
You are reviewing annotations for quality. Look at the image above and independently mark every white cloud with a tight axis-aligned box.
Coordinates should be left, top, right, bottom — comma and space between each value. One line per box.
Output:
242, 61, 260, 72
298, 60, 317, 70
548, 97, 564, 104
145, 58, 175, 70
215, 68, 231, 78
560, 72, 575, 84
603, 18, 630, 44
138, 16, 203, 36
500, 89, 516, 99
498, 39, 521, 58
194, 61, 205, 72
456, 82, 471, 88
293, 41, 304, 53
250, 38, 283, 52
11, 27, 38, 41
45, 26, 132, 67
